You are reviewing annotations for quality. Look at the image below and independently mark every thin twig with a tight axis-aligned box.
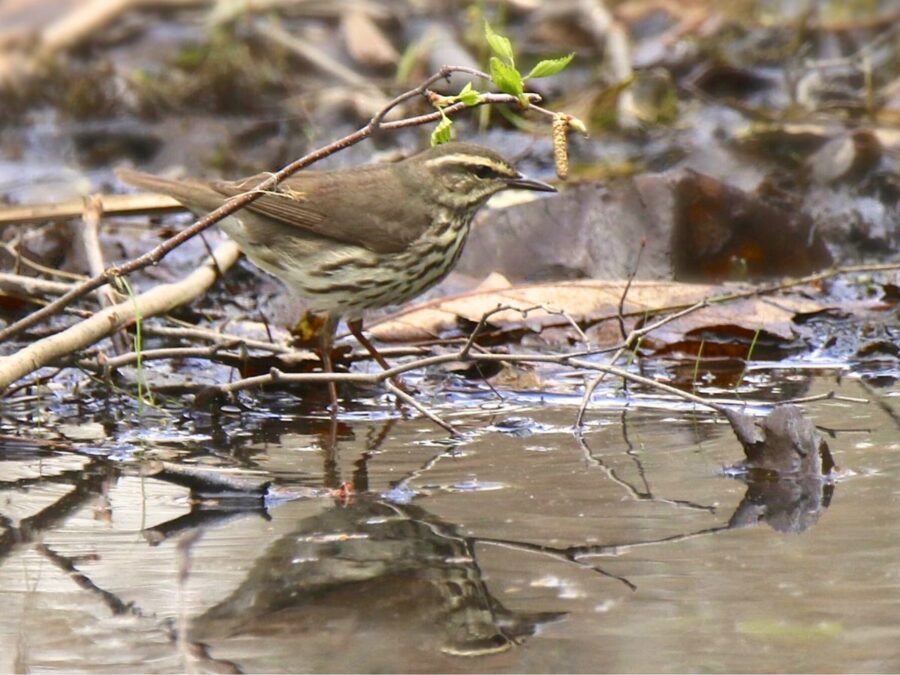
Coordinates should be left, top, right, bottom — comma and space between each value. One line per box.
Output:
783, 391, 868, 405
0, 241, 87, 282
78, 195, 118, 309
385, 380, 457, 436
0, 192, 182, 226
76, 345, 241, 372
616, 237, 646, 341
142, 323, 293, 354
575, 300, 710, 427
255, 17, 379, 91
79, 196, 131, 354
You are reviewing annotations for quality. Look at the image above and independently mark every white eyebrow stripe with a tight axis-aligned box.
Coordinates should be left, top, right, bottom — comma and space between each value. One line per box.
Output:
424, 154, 517, 174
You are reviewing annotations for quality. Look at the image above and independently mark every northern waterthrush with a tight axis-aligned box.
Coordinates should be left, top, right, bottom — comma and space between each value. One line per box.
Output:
117, 142, 555, 400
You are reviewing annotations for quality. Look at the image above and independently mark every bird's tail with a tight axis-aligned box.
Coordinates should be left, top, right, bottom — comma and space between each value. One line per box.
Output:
115, 167, 223, 212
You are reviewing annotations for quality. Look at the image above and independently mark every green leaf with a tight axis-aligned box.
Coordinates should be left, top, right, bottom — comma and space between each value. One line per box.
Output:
431, 113, 453, 146
484, 21, 514, 65
456, 81, 481, 107
489, 57, 524, 98
525, 53, 575, 80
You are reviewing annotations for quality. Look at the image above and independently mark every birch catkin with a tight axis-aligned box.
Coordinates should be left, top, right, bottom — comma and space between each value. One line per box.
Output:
552, 113, 570, 180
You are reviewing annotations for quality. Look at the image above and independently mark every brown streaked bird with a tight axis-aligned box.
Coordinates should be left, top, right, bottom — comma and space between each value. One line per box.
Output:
117, 142, 556, 405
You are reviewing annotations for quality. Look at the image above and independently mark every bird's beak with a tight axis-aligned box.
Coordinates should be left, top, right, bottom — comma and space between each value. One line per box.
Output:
505, 173, 557, 192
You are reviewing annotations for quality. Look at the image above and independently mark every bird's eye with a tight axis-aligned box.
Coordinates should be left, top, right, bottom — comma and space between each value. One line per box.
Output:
473, 165, 494, 179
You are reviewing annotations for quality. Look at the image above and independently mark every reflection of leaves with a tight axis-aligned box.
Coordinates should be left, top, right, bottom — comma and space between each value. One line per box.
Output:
728, 477, 834, 534
525, 54, 574, 80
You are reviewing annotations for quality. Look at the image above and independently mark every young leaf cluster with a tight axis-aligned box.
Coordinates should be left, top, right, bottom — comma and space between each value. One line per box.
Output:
429, 22, 575, 146
430, 82, 483, 146
485, 21, 573, 106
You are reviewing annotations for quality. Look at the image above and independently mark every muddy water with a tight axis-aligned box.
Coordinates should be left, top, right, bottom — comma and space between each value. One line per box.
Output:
1, 372, 898, 673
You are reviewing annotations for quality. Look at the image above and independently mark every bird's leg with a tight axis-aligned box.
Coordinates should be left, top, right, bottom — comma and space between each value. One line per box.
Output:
346, 318, 390, 370
346, 318, 414, 396
347, 319, 457, 434
318, 314, 340, 411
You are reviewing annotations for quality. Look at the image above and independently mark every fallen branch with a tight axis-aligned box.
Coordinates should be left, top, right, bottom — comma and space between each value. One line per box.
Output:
0, 241, 240, 390
142, 323, 292, 354
0, 271, 75, 297
0, 193, 182, 227
77, 195, 120, 310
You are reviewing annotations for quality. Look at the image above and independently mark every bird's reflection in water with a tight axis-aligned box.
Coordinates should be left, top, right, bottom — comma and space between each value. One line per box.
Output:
189, 496, 562, 658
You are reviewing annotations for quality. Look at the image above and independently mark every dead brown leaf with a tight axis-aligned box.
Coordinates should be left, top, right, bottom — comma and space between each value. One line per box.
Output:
672, 171, 833, 281
367, 279, 825, 348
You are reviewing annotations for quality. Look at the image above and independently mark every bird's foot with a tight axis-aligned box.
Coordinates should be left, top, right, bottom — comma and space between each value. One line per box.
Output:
289, 312, 334, 349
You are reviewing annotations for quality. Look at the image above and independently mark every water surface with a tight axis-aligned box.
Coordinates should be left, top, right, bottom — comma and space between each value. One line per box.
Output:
1, 373, 898, 672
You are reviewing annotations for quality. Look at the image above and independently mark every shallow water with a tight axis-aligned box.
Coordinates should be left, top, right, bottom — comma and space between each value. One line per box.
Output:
1, 371, 898, 673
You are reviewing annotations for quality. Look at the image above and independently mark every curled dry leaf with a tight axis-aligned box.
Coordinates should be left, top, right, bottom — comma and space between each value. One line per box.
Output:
366, 278, 824, 347
640, 294, 826, 347
672, 170, 833, 281
724, 405, 835, 478
723, 406, 836, 534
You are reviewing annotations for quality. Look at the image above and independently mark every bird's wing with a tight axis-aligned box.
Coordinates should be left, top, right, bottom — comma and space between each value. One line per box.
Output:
211, 167, 430, 254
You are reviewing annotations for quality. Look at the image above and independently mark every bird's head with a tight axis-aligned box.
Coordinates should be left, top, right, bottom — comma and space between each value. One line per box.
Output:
410, 142, 556, 209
